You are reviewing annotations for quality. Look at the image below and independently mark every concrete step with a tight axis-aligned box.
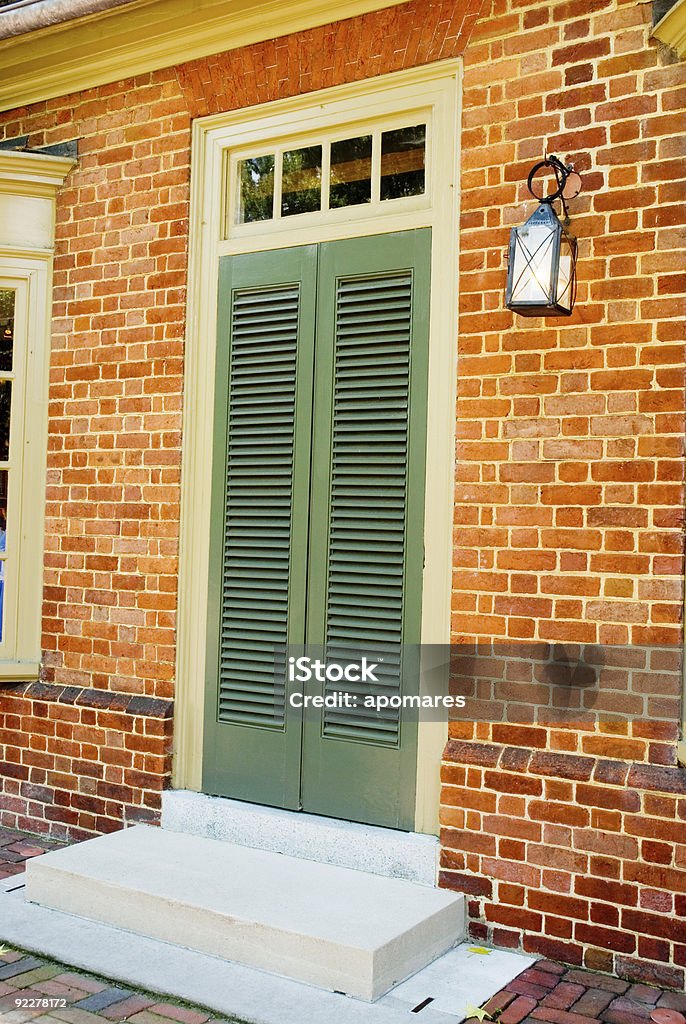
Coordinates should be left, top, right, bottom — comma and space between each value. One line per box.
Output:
162, 790, 439, 885
25, 825, 465, 1001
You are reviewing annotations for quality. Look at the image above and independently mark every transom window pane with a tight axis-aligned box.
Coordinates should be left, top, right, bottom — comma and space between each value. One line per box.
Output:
330, 135, 372, 209
380, 124, 426, 201
232, 122, 428, 228
0, 289, 14, 372
238, 154, 275, 223
281, 145, 322, 217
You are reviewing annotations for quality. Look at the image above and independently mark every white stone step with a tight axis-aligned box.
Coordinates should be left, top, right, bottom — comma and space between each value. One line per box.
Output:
25, 824, 464, 1001
162, 789, 438, 885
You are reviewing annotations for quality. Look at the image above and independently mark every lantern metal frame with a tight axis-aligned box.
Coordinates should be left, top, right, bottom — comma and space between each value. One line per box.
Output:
505, 155, 579, 318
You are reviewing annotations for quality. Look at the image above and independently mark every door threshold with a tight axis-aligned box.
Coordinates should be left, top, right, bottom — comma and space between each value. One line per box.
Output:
162, 789, 438, 886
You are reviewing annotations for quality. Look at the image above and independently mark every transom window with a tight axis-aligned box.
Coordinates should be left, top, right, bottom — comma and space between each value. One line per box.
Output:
227, 119, 428, 236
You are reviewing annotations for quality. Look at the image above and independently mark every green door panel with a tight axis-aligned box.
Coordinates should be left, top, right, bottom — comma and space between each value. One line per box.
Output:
202, 245, 317, 807
301, 229, 432, 829
204, 229, 431, 830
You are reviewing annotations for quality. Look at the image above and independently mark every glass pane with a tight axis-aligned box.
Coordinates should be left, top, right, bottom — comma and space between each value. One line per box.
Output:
0, 381, 10, 462
0, 559, 5, 644
556, 234, 576, 313
330, 135, 372, 209
380, 124, 426, 201
0, 469, 7, 645
0, 289, 14, 372
238, 155, 275, 224
510, 223, 555, 305
281, 145, 322, 217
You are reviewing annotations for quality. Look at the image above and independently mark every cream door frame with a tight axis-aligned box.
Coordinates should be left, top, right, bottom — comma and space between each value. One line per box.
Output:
175, 60, 461, 835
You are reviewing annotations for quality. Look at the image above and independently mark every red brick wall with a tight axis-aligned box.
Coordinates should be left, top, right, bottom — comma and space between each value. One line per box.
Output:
0, 64, 191, 839
0, 0, 481, 840
0, 682, 171, 839
0, 0, 684, 983
442, 0, 686, 989
454, 0, 685, 647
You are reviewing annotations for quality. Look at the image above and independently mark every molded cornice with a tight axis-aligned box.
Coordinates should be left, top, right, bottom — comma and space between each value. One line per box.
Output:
0, 0, 407, 113
652, 0, 686, 55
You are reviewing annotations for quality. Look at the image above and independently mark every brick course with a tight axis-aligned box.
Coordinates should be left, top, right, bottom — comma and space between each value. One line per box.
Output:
0, 0, 684, 982
0, 682, 172, 839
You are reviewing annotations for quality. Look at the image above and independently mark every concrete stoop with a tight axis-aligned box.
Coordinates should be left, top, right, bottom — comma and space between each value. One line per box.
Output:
25, 824, 464, 1001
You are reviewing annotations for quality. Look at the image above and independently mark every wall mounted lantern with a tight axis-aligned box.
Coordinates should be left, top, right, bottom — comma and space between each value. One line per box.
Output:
505, 155, 580, 317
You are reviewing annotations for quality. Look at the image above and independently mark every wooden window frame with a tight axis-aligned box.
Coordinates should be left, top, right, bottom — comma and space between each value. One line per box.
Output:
0, 151, 74, 678
227, 114, 431, 237
176, 62, 461, 836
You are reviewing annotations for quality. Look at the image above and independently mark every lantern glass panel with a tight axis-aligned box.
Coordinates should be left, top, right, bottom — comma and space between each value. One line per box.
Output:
556, 233, 575, 314
509, 220, 556, 306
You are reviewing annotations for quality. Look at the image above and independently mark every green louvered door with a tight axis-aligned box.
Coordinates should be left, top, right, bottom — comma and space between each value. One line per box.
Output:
204, 230, 431, 830
203, 246, 316, 806
301, 232, 430, 829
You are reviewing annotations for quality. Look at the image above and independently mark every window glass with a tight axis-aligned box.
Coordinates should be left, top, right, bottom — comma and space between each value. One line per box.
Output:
380, 124, 426, 201
330, 135, 372, 209
0, 289, 13, 372
0, 468, 6, 644
238, 155, 275, 223
0, 380, 10, 463
233, 121, 429, 227
281, 145, 322, 217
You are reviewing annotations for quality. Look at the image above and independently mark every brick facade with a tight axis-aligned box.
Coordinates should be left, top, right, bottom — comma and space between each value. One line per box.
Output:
0, 0, 684, 985
442, 0, 686, 988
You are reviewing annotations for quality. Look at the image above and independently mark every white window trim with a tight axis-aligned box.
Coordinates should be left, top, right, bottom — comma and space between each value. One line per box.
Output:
176, 62, 462, 835
0, 150, 74, 679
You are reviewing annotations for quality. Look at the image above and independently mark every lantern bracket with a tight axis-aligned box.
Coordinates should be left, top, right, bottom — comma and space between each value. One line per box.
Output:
527, 155, 574, 223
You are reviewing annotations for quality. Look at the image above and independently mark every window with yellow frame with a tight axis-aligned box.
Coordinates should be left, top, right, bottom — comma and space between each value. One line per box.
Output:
0, 149, 73, 678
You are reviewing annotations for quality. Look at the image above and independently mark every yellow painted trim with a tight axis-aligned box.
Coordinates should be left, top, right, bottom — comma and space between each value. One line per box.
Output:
0, 152, 76, 192
0, 0, 408, 114
0, 150, 72, 673
0, 662, 40, 680
175, 62, 461, 841
652, 0, 686, 55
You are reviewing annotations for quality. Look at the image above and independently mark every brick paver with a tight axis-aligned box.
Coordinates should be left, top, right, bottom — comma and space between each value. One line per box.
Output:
0, 949, 233, 1024
0, 830, 67, 880
477, 963, 683, 1024
1, 826, 682, 1024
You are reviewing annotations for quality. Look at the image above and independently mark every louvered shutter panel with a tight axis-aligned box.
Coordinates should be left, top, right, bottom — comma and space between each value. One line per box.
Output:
218, 284, 298, 726
203, 246, 316, 807
321, 271, 413, 746
302, 229, 431, 830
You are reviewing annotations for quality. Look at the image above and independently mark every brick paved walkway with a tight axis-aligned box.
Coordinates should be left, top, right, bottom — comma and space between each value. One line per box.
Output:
476, 961, 686, 1024
0, 949, 237, 1024
0, 828, 67, 879
1, 826, 682, 1024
